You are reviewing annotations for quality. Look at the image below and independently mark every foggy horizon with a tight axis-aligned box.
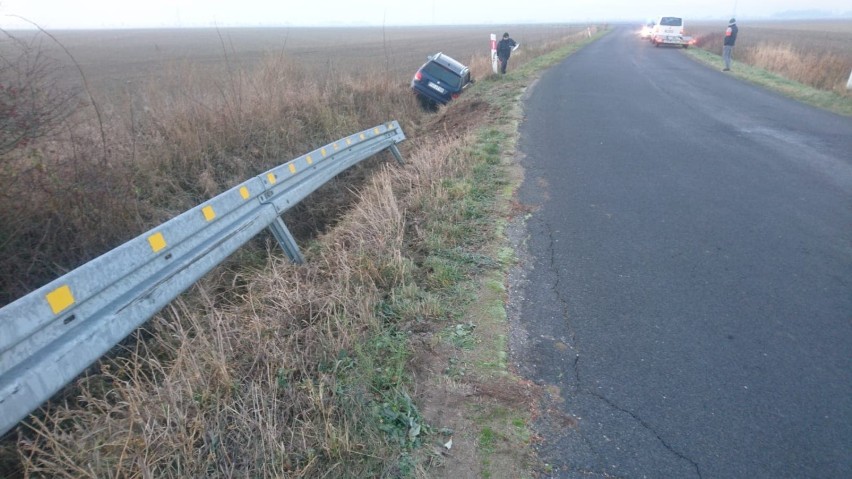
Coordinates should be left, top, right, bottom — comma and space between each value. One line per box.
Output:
2, 0, 851, 30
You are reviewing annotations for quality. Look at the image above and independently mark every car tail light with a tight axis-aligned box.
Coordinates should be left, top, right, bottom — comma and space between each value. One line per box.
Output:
452, 93, 460, 99
414, 71, 422, 82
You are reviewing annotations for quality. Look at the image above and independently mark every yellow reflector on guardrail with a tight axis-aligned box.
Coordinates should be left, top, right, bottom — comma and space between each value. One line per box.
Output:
46, 285, 75, 315
202, 206, 216, 222
148, 232, 167, 253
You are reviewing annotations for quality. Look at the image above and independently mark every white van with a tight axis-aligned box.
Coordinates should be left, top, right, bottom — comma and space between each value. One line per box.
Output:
651, 16, 687, 48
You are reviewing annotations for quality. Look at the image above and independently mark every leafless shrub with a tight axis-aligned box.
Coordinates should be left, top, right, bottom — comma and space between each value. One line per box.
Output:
0, 30, 77, 157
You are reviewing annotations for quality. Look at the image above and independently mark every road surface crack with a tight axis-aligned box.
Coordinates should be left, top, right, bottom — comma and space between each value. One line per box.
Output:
583, 375, 703, 479
543, 220, 702, 479
546, 225, 578, 347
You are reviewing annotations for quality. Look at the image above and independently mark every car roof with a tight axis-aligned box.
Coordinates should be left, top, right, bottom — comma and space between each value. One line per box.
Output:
427, 53, 468, 74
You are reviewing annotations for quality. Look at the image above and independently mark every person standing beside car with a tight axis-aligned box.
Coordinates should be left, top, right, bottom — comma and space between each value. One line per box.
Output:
723, 18, 738, 71
497, 32, 519, 74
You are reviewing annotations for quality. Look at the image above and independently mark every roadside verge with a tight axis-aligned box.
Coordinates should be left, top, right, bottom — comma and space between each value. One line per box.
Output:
406, 30, 608, 478
683, 47, 852, 117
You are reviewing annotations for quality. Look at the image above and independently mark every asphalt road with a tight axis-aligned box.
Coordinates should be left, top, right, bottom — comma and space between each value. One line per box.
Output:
511, 27, 852, 478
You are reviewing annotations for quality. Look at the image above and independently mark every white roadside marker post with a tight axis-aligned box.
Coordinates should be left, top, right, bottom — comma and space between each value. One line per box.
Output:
491, 33, 499, 75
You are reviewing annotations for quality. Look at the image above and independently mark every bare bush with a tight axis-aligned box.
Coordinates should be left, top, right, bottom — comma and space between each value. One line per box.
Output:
0, 30, 77, 157
0, 30, 124, 305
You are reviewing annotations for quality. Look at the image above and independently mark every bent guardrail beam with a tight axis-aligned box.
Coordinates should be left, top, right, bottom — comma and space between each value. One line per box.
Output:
0, 121, 406, 436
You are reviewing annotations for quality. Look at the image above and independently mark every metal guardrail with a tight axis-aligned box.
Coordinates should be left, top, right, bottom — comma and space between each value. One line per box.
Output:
0, 121, 406, 436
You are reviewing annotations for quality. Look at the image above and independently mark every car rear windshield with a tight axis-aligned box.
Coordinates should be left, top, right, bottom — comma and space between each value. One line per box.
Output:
660, 17, 682, 26
422, 62, 462, 89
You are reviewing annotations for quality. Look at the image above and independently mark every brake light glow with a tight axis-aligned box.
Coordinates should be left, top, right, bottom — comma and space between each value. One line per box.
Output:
414, 71, 422, 81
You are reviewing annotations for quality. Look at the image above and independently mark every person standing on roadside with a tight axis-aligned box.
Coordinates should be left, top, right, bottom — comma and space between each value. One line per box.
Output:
497, 32, 519, 74
723, 18, 738, 71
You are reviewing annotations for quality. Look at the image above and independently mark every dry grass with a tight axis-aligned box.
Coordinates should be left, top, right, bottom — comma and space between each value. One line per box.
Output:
0, 25, 587, 305
0, 25, 594, 477
745, 42, 850, 91
7, 134, 471, 478
0, 50, 420, 304
689, 20, 852, 94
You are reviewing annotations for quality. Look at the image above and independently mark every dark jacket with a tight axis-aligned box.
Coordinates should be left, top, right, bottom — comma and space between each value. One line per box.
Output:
724, 22, 738, 46
497, 37, 517, 60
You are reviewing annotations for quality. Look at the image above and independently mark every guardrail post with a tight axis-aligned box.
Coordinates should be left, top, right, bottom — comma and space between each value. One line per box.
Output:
268, 217, 305, 264
389, 144, 405, 165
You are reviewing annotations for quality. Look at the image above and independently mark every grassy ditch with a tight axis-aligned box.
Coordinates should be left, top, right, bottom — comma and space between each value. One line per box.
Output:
0, 26, 606, 478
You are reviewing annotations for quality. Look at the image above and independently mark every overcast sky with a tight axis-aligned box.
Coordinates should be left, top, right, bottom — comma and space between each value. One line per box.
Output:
2, 0, 850, 29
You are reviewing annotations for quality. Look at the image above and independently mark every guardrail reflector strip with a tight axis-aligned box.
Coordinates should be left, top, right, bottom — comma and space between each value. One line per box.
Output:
148, 232, 167, 253
346, 138, 352, 146
289, 164, 297, 174
306, 155, 313, 165
333, 143, 339, 151
267, 173, 277, 185
202, 206, 216, 222
374, 128, 380, 134
239, 186, 250, 200
321, 148, 327, 157
360, 133, 366, 140
46, 285, 75, 315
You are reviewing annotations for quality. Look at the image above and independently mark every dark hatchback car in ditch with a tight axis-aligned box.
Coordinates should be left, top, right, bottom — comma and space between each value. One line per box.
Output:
410, 52, 473, 108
